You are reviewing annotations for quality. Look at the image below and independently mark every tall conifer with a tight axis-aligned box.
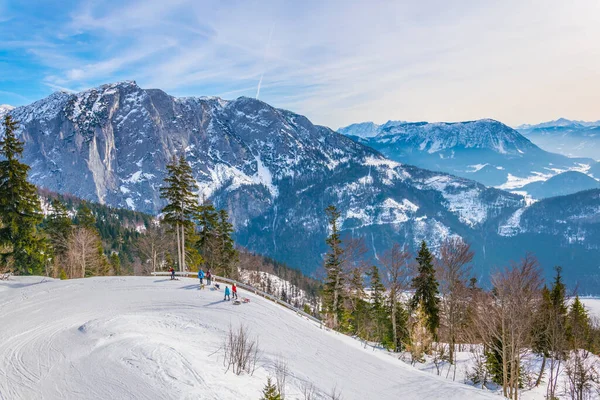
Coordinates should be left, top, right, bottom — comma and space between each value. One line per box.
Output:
323, 205, 344, 329
160, 155, 198, 271
0, 115, 47, 274
410, 241, 440, 338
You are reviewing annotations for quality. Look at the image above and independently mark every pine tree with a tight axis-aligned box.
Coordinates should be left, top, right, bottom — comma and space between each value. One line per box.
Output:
75, 203, 96, 229
215, 208, 238, 278
44, 199, 73, 261
196, 201, 219, 269
410, 241, 440, 338
260, 377, 281, 400
368, 265, 388, 344
347, 267, 367, 335
160, 156, 199, 271
567, 295, 591, 350
110, 253, 121, 276
0, 115, 48, 274
323, 205, 345, 329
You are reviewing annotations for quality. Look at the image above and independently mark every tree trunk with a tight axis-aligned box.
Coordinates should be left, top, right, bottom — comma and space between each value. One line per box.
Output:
181, 223, 186, 272
175, 222, 181, 272
535, 354, 546, 387
391, 298, 398, 352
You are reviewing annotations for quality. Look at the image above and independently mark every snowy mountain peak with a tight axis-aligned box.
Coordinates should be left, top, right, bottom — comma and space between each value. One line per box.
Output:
0, 104, 14, 118
340, 118, 537, 155
517, 118, 600, 130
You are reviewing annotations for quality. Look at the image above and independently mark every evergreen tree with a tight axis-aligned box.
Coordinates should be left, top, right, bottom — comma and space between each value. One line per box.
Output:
0, 115, 47, 274
44, 199, 73, 260
323, 205, 345, 329
196, 201, 219, 269
160, 156, 199, 271
567, 295, 591, 350
215, 208, 238, 278
410, 241, 440, 338
368, 265, 388, 344
75, 203, 96, 229
346, 267, 367, 335
260, 377, 281, 400
110, 253, 121, 276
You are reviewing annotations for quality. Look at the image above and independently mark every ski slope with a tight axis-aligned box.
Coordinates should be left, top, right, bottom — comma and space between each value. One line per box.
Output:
0, 276, 497, 400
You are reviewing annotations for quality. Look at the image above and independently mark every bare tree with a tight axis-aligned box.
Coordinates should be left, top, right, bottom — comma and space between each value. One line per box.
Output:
329, 385, 343, 400
380, 243, 412, 352
137, 224, 168, 273
300, 381, 318, 400
222, 324, 260, 376
274, 356, 289, 399
66, 227, 104, 278
564, 350, 599, 400
436, 237, 474, 365
474, 253, 543, 400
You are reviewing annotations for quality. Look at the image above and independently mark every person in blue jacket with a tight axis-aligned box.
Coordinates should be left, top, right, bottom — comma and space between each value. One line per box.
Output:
224, 286, 231, 301
198, 269, 205, 285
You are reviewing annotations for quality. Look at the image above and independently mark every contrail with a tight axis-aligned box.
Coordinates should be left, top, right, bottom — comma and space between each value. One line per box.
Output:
256, 24, 274, 99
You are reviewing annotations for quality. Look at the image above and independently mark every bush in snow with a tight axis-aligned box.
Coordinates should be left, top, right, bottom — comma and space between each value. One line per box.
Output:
223, 323, 260, 376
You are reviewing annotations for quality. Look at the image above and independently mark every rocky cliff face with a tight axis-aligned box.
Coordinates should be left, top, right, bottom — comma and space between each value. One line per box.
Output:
4, 82, 600, 290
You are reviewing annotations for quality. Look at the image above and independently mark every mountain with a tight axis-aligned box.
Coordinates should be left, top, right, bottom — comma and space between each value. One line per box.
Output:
0, 104, 14, 118
589, 162, 600, 178
517, 118, 600, 160
0, 276, 497, 400
339, 119, 595, 191
3, 82, 600, 290
518, 171, 600, 199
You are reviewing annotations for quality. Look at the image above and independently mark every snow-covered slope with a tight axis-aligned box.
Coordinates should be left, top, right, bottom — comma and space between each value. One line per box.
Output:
0, 276, 496, 400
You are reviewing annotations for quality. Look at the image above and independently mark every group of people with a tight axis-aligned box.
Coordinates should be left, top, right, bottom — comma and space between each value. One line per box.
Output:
198, 268, 238, 301
166, 267, 238, 301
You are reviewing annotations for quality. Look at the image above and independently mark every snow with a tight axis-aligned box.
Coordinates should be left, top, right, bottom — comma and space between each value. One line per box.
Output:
363, 156, 401, 169
405, 346, 600, 400
496, 172, 554, 190
581, 298, 600, 318
466, 164, 489, 173
498, 207, 527, 236
342, 198, 420, 228
423, 176, 488, 227
0, 276, 496, 400
123, 170, 143, 184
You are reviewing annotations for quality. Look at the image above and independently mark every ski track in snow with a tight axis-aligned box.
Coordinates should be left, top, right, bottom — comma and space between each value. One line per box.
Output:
0, 277, 498, 400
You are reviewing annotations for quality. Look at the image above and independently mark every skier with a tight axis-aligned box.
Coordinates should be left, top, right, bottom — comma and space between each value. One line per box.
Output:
232, 283, 238, 300
169, 267, 175, 280
224, 286, 231, 301
206, 270, 212, 285
198, 269, 205, 285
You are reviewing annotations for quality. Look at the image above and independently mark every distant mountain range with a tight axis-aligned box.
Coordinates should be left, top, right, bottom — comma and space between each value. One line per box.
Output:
338, 119, 597, 196
2, 82, 600, 291
517, 118, 600, 161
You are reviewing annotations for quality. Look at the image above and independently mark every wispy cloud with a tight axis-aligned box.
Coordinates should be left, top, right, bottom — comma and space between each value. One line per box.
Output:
1, 0, 600, 127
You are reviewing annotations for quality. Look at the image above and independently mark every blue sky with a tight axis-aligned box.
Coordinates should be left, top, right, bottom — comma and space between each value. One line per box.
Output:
1, 0, 600, 128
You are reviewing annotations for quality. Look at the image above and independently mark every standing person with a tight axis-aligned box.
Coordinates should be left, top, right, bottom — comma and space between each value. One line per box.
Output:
224, 286, 231, 301
169, 267, 175, 280
198, 269, 205, 285
206, 270, 212, 286
232, 283, 238, 300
